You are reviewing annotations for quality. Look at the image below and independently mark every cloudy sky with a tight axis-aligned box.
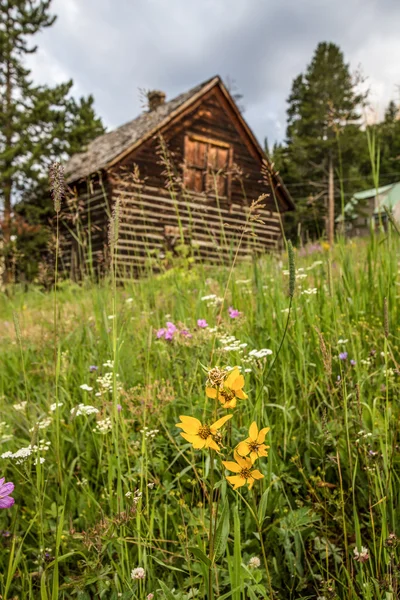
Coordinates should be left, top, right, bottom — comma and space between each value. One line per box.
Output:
26, 0, 400, 146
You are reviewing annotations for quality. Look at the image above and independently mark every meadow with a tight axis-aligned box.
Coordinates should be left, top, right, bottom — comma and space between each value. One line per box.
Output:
1, 228, 400, 599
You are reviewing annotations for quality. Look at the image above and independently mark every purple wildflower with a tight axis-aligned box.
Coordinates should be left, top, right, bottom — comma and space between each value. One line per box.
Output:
197, 319, 208, 328
180, 330, 193, 338
156, 328, 166, 339
339, 352, 348, 361
89, 365, 98, 372
0, 478, 15, 509
166, 322, 177, 334
350, 359, 356, 366
228, 306, 240, 319
117, 404, 122, 412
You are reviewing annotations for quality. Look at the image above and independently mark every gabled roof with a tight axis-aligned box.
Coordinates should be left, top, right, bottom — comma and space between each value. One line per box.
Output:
65, 76, 219, 183
65, 75, 294, 210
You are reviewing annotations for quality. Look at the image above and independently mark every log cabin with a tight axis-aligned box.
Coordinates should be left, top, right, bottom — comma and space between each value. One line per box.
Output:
63, 75, 294, 279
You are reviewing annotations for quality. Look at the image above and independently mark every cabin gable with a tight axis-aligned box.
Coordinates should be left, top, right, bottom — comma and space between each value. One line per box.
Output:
113, 85, 287, 213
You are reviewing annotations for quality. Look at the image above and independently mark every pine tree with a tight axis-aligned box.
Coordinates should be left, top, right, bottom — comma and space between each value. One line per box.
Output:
0, 0, 105, 282
278, 42, 366, 241
379, 100, 400, 179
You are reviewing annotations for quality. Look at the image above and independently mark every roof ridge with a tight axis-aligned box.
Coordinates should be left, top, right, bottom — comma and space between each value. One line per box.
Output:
65, 75, 221, 182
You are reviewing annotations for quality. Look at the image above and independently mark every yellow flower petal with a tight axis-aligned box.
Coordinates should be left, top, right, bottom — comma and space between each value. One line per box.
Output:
251, 469, 264, 480
234, 451, 252, 469
206, 438, 220, 452
235, 389, 248, 400
222, 398, 237, 409
176, 416, 201, 434
181, 433, 206, 449
225, 368, 239, 388
236, 441, 250, 456
247, 478, 255, 490
250, 451, 258, 464
249, 422, 258, 441
222, 461, 242, 473
257, 427, 270, 444
206, 387, 218, 399
258, 445, 269, 458
211, 414, 232, 432
227, 475, 246, 489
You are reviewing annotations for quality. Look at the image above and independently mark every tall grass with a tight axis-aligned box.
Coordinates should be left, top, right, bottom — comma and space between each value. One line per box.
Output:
0, 216, 400, 598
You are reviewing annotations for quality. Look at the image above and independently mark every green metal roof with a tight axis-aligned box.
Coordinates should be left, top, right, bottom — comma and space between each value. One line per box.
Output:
340, 182, 400, 220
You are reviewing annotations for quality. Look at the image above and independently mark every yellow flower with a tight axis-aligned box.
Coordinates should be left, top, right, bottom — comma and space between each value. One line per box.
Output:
236, 421, 270, 464
222, 451, 264, 490
206, 367, 248, 409
176, 414, 232, 451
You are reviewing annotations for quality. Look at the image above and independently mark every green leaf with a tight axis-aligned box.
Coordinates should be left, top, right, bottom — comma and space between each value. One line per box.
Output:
258, 489, 269, 522
158, 579, 178, 600
233, 505, 242, 600
213, 500, 230, 561
152, 555, 188, 574
188, 546, 212, 567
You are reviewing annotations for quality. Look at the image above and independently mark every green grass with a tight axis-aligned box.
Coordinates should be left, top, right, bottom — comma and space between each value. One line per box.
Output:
1, 231, 400, 599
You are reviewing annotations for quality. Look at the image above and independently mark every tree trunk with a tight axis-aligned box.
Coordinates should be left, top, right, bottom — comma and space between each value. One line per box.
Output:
327, 155, 334, 245
2, 8, 13, 284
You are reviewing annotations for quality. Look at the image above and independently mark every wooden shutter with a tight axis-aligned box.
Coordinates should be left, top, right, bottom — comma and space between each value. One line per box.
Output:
184, 135, 231, 197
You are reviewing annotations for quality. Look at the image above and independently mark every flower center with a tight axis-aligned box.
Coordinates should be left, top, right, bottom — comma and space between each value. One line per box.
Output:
198, 425, 211, 439
248, 441, 260, 453
240, 468, 252, 479
220, 389, 235, 401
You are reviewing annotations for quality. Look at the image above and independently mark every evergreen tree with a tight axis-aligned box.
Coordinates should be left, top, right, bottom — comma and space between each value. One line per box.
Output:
379, 100, 400, 180
0, 0, 105, 282
277, 42, 366, 241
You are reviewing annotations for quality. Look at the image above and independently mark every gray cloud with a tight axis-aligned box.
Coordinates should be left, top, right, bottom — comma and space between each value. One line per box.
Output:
26, 0, 400, 146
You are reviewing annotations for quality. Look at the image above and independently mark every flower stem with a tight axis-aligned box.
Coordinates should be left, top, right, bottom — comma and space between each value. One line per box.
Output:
208, 449, 215, 600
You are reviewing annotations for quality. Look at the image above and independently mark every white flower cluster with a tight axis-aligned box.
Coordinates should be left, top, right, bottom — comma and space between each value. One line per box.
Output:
80, 384, 93, 392
248, 556, 261, 569
13, 401, 27, 412
71, 404, 99, 417
49, 402, 63, 412
93, 417, 112, 434
218, 334, 248, 353
283, 267, 308, 280
355, 430, 373, 444
95, 371, 123, 396
2, 446, 33, 463
201, 294, 223, 307
103, 359, 114, 369
131, 567, 145, 580
29, 417, 52, 432
1, 440, 50, 464
361, 357, 372, 366
140, 426, 159, 439
301, 288, 317, 295
248, 348, 273, 360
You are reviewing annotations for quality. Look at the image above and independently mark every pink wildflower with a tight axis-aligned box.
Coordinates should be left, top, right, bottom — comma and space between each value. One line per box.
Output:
197, 319, 208, 328
228, 306, 241, 319
0, 478, 15, 509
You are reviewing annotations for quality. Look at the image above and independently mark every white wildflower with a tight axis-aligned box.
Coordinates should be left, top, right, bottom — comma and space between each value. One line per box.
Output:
71, 404, 99, 417
49, 402, 63, 412
13, 401, 27, 412
131, 567, 146, 580
80, 384, 93, 392
248, 556, 261, 569
93, 417, 112, 434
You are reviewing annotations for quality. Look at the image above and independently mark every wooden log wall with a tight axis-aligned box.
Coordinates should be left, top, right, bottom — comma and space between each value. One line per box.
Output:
113, 182, 282, 280
59, 177, 111, 278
